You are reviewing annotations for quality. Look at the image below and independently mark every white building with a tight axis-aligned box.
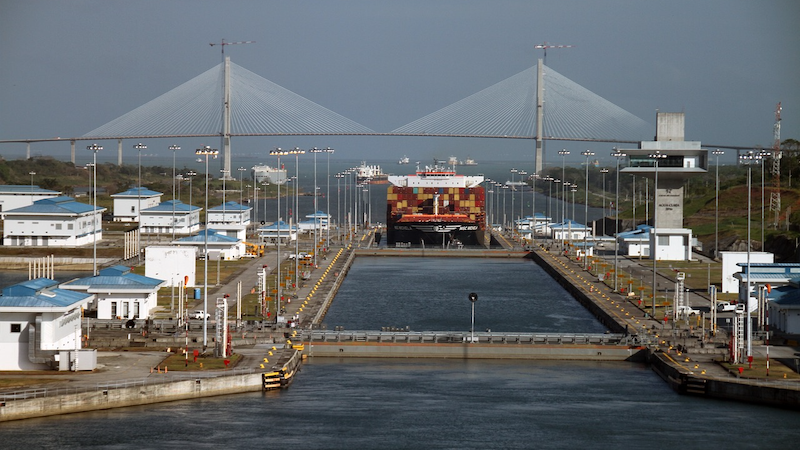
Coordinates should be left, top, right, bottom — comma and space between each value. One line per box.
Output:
111, 187, 163, 222
1, 196, 105, 247
207, 201, 251, 240
0, 278, 93, 371
145, 246, 197, 288
172, 228, 245, 261
721, 251, 774, 294
258, 220, 297, 245
140, 199, 201, 235
0, 185, 60, 213
60, 265, 165, 320
767, 283, 800, 335
550, 220, 591, 241
650, 228, 693, 261
617, 225, 652, 257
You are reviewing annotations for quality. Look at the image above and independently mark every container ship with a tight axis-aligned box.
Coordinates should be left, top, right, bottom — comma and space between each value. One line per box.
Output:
386, 162, 487, 247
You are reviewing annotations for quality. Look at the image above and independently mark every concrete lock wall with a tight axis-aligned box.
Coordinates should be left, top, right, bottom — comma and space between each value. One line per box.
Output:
0, 373, 263, 422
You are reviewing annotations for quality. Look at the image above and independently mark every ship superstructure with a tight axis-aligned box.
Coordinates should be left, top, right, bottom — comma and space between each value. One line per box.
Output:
252, 164, 287, 185
354, 162, 388, 184
386, 162, 486, 247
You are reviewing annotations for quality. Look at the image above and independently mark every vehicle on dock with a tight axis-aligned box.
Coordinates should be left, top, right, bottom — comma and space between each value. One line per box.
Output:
667, 305, 700, 317
716, 301, 737, 312
192, 310, 210, 320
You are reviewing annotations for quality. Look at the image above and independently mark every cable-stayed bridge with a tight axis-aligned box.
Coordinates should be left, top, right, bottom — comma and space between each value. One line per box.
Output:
3, 58, 655, 174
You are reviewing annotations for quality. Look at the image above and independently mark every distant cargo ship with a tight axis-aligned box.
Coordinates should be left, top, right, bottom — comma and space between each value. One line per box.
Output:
252, 164, 288, 185
398, 155, 410, 165
446, 155, 478, 166
386, 162, 487, 247
354, 162, 388, 184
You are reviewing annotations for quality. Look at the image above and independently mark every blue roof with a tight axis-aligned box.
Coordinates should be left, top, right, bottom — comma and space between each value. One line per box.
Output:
111, 187, 163, 197
550, 220, 589, 230
618, 225, 652, 239
209, 201, 251, 212
143, 199, 200, 212
176, 229, 240, 243
259, 220, 297, 231
305, 210, 329, 218
3, 196, 103, 215
0, 185, 60, 195
0, 278, 92, 308
62, 265, 164, 290
769, 286, 800, 307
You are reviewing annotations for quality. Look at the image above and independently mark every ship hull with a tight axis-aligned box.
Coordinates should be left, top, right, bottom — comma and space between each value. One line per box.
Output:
386, 184, 487, 248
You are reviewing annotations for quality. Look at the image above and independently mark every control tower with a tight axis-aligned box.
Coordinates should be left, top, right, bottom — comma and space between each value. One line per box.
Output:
620, 112, 707, 261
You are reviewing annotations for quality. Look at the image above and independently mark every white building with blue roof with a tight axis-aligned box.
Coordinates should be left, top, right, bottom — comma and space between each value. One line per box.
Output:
0, 278, 93, 370
141, 199, 201, 235
111, 187, 163, 222
0, 184, 61, 213
207, 201, 251, 240
258, 220, 297, 245
767, 283, 800, 335
60, 265, 165, 320
549, 220, 591, 241
172, 228, 244, 260
1, 196, 105, 247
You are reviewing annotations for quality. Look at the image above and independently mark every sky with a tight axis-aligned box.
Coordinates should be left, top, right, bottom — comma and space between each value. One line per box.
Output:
0, 0, 798, 167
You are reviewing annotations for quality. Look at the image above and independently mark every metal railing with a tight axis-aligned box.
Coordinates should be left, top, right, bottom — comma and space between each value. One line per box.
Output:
302, 330, 643, 346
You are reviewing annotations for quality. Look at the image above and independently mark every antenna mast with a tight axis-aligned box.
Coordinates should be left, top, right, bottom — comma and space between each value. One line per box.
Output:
769, 102, 782, 228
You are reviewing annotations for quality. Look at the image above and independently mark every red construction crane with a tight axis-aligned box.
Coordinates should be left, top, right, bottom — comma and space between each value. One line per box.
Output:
210, 39, 255, 60
534, 42, 574, 65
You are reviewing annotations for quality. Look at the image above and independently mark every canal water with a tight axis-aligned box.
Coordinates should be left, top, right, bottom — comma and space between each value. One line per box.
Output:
1, 257, 798, 447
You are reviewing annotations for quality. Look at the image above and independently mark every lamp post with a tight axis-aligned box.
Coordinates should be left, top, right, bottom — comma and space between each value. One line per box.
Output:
468, 292, 478, 343
87, 144, 102, 275
195, 145, 218, 350
335, 173, 344, 243
649, 150, 667, 317
28, 171, 36, 205
712, 150, 724, 259
758, 150, 770, 250
270, 148, 289, 324
324, 147, 334, 248
518, 170, 527, 224
739, 150, 762, 365
220, 169, 230, 229
510, 168, 517, 234
582, 150, 595, 269
502, 184, 508, 231
133, 143, 147, 264
238, 167, 247, 225
169, 145, 180, 240
611, 148, 626, 293
309, 148, 323, 268
290, 148, 304, 289
600, 168, 609, 236
558, 150, 570, 224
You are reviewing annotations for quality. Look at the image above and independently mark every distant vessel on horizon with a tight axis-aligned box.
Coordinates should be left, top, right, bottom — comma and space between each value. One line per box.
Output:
354, 162, 389, 185
398, 155, 410, 165
252, 164, 287, 185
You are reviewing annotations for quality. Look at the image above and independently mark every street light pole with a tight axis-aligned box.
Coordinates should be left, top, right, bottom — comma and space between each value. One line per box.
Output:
169, 145, 180, 240
468, 292, 478, 343
712, 149, 724, 259
325, 147, 334, 248
270, 148, 289, 325
600, 168, 609, 237
739, 150, 762, 366
134, 143, 147, 265
87, 144, 102, 276
558, 150, 570, 224
238, 167, 247, 226
611, 148, 626, 292
582, 150, 595, 269
195, 145, 218, 350
758, 150, 770, 250
649, 150, 667, 317
290, 148, 304, 290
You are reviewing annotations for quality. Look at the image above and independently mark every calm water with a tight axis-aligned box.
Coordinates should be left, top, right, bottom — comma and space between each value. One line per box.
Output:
1, 258, 798, 447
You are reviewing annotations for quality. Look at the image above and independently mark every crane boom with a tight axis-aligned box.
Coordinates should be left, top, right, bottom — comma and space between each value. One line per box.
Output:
534, 42, 574, 65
